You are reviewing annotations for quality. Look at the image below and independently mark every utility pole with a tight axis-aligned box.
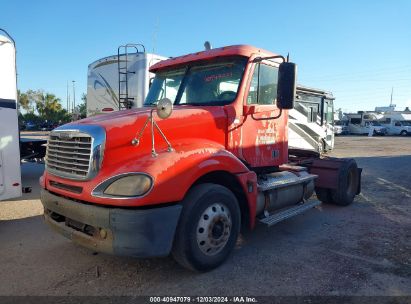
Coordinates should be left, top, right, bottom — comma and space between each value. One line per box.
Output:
390, 87, 393, 106
72, 80, 76, 113
66, 81, 70, 113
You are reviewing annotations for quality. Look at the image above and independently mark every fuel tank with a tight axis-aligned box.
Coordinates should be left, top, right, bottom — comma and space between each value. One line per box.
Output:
256, 170, 316, 215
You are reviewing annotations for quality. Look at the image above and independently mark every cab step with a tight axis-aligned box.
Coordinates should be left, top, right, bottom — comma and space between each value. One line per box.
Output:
259, 200, 321, 226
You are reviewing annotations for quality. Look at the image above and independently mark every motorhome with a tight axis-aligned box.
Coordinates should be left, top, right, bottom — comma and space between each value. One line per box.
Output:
344, 112, 387, 135
289, 85, 335, 153
0, 29, 22, 200
379, 112, 411, 135
86, 44, 167, 116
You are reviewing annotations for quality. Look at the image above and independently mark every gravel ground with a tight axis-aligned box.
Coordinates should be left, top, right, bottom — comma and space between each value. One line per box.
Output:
0, 136, 410, 296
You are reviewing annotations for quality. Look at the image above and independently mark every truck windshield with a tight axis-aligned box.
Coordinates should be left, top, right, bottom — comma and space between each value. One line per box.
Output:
144, 57, 247, 106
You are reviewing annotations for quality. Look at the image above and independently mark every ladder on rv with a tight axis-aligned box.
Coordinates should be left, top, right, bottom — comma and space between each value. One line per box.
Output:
117, 44, 145, 110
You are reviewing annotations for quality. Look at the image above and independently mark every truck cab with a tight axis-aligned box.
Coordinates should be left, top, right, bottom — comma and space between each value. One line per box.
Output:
41, 45, 361, 271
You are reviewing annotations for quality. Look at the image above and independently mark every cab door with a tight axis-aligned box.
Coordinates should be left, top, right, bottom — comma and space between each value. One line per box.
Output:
238, 62, 288, 167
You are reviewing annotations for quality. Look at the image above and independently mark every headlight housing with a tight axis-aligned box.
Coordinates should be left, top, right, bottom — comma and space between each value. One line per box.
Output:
92, 173, 153, 198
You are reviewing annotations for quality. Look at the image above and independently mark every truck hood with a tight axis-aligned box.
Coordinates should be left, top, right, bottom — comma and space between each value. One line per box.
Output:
69, 106, 228, 167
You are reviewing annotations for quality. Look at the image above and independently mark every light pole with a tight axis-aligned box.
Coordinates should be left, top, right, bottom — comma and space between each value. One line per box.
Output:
72, 80, 76, 114
66, 81, 70, 113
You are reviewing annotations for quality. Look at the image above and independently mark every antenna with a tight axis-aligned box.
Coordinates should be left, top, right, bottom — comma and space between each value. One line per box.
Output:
152, 17, 159, 54
390, 87, 393, 106
286, 52, 290, 62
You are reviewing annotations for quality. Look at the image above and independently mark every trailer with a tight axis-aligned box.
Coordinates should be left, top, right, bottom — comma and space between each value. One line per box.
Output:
0, 29, 22, 200
87, 44, 167, 116
289, 85, 335, 153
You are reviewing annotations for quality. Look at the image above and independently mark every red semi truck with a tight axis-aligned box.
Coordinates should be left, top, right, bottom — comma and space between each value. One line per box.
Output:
40, 45, 361, 271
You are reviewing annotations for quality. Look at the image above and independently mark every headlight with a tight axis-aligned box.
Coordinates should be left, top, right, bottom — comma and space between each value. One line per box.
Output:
93, 173, 153, 198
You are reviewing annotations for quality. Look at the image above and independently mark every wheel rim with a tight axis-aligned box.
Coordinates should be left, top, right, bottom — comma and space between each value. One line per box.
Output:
196, 203, 232, 256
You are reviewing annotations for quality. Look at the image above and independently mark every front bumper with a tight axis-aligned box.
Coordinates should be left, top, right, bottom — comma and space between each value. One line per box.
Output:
41, 189, 182, 257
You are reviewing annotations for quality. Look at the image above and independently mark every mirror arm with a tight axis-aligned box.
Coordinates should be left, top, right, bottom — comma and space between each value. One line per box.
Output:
251, 108, 283, 121
253, 55, 286, 63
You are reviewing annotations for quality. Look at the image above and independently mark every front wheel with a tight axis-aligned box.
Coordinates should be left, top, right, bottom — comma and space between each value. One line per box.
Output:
172, 183, 241, 272
400, 130, 408, 136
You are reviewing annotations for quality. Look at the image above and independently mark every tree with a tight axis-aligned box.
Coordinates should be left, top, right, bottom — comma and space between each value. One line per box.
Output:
18, 90, 32, 112
36, 92, 62, 118
17, 89, 72, 125
74, 93, 87, 119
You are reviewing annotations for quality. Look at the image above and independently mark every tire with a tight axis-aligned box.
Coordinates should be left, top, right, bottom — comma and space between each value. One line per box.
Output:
315, 187, 333, 204
400, 130, 407, 136
171, 183, 241, 272
330, 159, 359, 206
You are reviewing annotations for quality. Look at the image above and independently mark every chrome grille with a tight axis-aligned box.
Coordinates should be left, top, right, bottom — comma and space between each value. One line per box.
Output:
45, 125, 106, 181
46, 133, 92, 179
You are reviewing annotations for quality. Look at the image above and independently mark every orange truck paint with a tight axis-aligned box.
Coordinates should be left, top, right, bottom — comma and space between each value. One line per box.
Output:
41, 45, 286, 229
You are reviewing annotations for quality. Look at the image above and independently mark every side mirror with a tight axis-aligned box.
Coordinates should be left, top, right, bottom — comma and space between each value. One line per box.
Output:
277, 62, 297, 110
156, 98, 173, 119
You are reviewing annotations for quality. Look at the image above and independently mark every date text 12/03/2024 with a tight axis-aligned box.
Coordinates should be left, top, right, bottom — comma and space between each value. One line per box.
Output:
149, 297, 258, 303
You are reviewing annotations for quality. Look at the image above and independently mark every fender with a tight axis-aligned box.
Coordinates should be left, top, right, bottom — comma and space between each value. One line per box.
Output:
44, 139, 252, 208
109, 139, 251, 207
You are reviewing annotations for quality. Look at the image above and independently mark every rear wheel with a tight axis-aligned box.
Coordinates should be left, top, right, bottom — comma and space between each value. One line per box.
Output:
331, 159, 359, 206
172, 183, 241, 272
315, 159, 359, 206
315, 187, 333, 204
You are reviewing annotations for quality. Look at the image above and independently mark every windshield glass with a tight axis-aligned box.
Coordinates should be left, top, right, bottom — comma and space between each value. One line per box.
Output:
402, 121, 411, 126
144, 57, 247, 106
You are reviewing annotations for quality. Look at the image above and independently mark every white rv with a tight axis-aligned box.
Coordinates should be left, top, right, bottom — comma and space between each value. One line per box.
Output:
344, 112, 387, 135
379, 112, 411, 135
0, 29, 22, 200
288, 86, 335, 153
87, 44, 167, 116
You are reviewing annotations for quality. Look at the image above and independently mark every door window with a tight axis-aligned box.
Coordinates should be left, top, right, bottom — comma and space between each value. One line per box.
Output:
246, 64, 278, 105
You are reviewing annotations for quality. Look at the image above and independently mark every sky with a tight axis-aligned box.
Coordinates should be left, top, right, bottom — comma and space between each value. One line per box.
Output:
1, 0, 411, 113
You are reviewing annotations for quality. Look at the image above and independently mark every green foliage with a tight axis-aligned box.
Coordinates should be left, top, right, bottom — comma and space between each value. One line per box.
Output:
75, 93, 87, 119
18, 89, 78, 124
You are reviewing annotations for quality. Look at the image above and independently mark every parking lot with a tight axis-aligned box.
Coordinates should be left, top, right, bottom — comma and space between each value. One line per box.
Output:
0, 136, 410, 296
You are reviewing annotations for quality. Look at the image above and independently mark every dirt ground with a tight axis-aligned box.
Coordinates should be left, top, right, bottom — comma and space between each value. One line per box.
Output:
0, 136, 410, 296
